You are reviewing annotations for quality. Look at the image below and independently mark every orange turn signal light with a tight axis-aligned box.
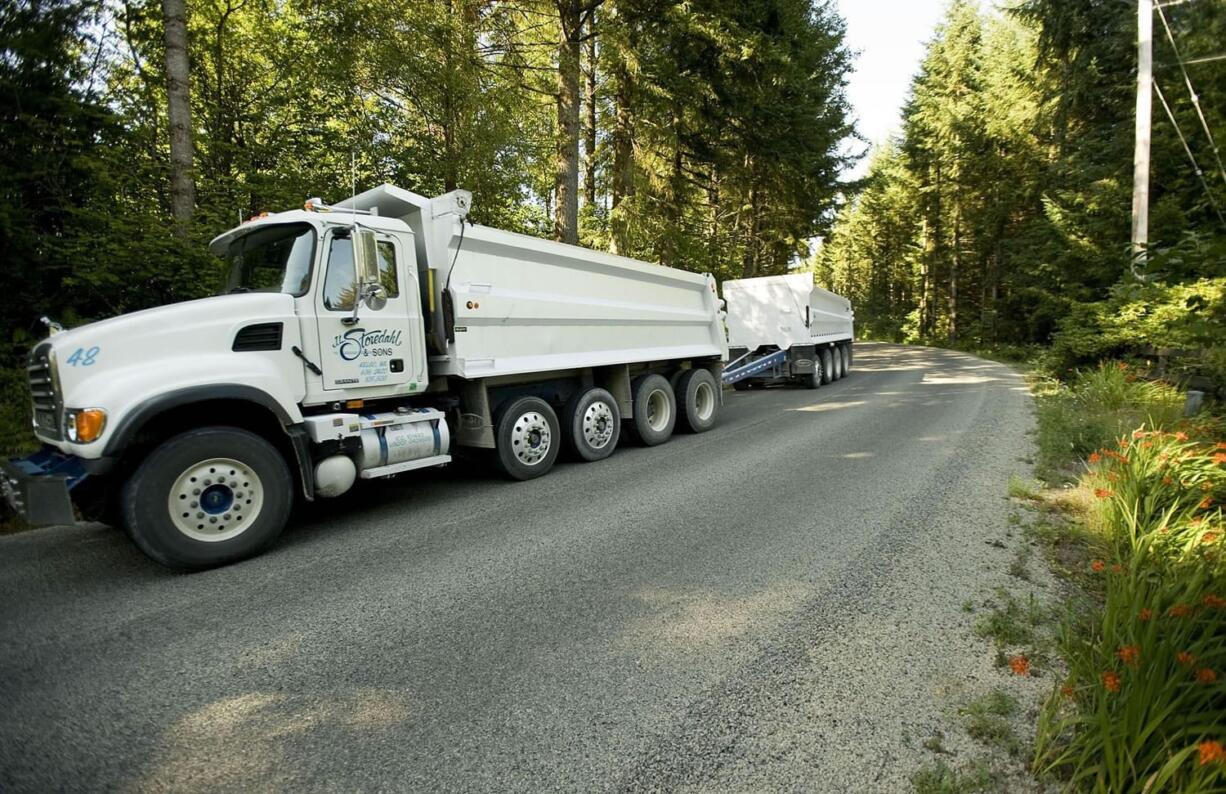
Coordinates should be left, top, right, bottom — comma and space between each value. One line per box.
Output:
345, 399, 365, 410
69, 408, 107, 443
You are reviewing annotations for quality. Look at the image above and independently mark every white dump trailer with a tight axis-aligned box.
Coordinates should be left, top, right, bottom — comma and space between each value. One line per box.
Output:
3, 184, 726, 569
721, 273, 854, 389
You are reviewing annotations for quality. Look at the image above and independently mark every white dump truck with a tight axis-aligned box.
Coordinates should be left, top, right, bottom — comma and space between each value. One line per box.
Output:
2, 185, 726, 569
720, 273, 854, 389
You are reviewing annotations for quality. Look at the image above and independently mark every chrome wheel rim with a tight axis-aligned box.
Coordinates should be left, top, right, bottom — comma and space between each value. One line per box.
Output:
511, 411, 552, 465
694, 381, 715, 422
582, 400, 615, 449
168, 457, 263, 542
646, 389, 671, 432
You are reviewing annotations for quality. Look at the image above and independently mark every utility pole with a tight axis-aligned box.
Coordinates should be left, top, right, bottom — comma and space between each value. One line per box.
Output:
1131, 0, 1152, 268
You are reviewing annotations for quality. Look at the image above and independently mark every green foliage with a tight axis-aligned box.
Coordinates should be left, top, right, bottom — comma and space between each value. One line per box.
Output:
1034, 363, 1186, 479
1034, 424, 1226, 792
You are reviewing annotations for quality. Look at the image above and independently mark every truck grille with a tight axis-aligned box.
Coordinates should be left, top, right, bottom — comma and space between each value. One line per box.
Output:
27, 342, 62, 440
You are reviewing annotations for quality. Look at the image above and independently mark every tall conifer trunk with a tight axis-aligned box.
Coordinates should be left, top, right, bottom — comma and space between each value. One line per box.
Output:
583, 10, 597, 207
162, 0, 195, 231
610, 46, 634, 254
554, 0, 581, 244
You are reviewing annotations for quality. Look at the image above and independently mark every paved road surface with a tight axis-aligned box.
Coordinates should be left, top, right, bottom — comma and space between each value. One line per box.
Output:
0, 343, 1034, 792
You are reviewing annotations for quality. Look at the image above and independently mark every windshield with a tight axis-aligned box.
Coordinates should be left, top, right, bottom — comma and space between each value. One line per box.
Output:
222, 223, 316, 296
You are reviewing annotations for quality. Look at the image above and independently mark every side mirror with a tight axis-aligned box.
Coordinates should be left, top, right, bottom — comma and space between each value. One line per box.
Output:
353, 228, 380, 286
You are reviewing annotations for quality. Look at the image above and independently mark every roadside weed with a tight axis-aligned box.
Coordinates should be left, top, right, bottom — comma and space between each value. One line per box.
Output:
1008, 546, 1033, 581
911, 759, 1001, 794
975, 588, 1046, 649
1009, 475, 1041, 501
960, 690, 1023, 758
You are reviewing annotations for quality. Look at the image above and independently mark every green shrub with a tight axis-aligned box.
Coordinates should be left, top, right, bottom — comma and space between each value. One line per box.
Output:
1035, 425, 1226, 791
1035, 363, 1185, 479
0, 365, 34, 457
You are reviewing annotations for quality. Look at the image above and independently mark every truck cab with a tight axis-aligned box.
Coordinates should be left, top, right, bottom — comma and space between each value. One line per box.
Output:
212, 208, 430, 403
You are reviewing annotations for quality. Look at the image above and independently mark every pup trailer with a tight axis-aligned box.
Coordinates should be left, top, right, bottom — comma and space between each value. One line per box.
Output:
2, 185, 726, 569
720, 273, 854, 390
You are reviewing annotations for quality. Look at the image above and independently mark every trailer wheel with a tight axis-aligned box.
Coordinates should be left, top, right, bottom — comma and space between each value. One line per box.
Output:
842, 342, 853, 372
564, 387, 621, 462
832, 345, 844, 380
820, 348, 834, 385
121, 426, 293, 570
624, 374, 675, 446
803, 365, 821, 390
494, 396, 560, 480
677, 368, 720, 433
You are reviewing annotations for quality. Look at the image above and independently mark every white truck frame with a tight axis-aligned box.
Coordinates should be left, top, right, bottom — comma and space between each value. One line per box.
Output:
721, 273, 855, 390
2, 185, 726, 569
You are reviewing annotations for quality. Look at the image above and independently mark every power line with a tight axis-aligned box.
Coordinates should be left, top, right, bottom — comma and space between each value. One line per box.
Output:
1153, 78, 1226, 227
1183, 52, 1226, 66
1154, 1, 1226, 191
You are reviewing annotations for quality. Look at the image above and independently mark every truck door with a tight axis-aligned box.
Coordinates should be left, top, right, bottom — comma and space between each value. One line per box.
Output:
315, 227, 417, 391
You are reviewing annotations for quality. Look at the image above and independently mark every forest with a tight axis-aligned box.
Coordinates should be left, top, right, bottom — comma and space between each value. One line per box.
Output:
814, 0, 1226, 378
1, 0, 1225, 453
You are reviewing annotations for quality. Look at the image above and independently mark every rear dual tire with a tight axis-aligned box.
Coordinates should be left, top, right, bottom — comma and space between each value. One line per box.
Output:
564, 387, 621, 462
494, 396, 561, 481
676, 368, 719, 433
624, 374, 676, 446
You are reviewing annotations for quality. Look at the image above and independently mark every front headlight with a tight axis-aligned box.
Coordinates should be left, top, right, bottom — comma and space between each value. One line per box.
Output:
65, 408, 107, 444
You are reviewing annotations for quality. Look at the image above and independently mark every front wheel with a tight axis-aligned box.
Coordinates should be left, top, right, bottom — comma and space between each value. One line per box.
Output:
121, 427, 293, 570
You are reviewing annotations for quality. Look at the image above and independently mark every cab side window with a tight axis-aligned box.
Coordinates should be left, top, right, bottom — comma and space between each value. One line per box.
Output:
322, 235, 399, 311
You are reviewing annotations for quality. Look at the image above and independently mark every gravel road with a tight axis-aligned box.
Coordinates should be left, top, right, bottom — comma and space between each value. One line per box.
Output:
0, 343, 1035, 792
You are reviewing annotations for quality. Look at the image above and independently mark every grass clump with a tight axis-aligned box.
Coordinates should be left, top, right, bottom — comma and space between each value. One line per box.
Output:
960, 691, 1022, 758
1008, 475, 1041, 501
911, 759, 1000, 794
975, 587, 1045, 648
1034, 362, 1185, 481
1008, 546, 1033, 581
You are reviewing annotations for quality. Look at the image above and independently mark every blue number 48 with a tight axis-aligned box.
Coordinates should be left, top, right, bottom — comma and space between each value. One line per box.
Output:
66, 346, 100, 366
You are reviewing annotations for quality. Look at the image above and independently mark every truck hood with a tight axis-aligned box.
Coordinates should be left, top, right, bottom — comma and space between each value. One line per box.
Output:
47, 293, 297, 361
36, 292, 308, 458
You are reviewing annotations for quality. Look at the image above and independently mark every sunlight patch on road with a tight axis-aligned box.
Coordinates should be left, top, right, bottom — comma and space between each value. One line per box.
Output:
790, 400, 866, 413
620, 584, 804, 655
842, 451, 874, 459
135, 688, 412, 791
921, 372, 1000, 385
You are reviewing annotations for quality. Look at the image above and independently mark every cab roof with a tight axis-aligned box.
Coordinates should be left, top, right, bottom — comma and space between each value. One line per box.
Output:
207, 208, 413, 255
